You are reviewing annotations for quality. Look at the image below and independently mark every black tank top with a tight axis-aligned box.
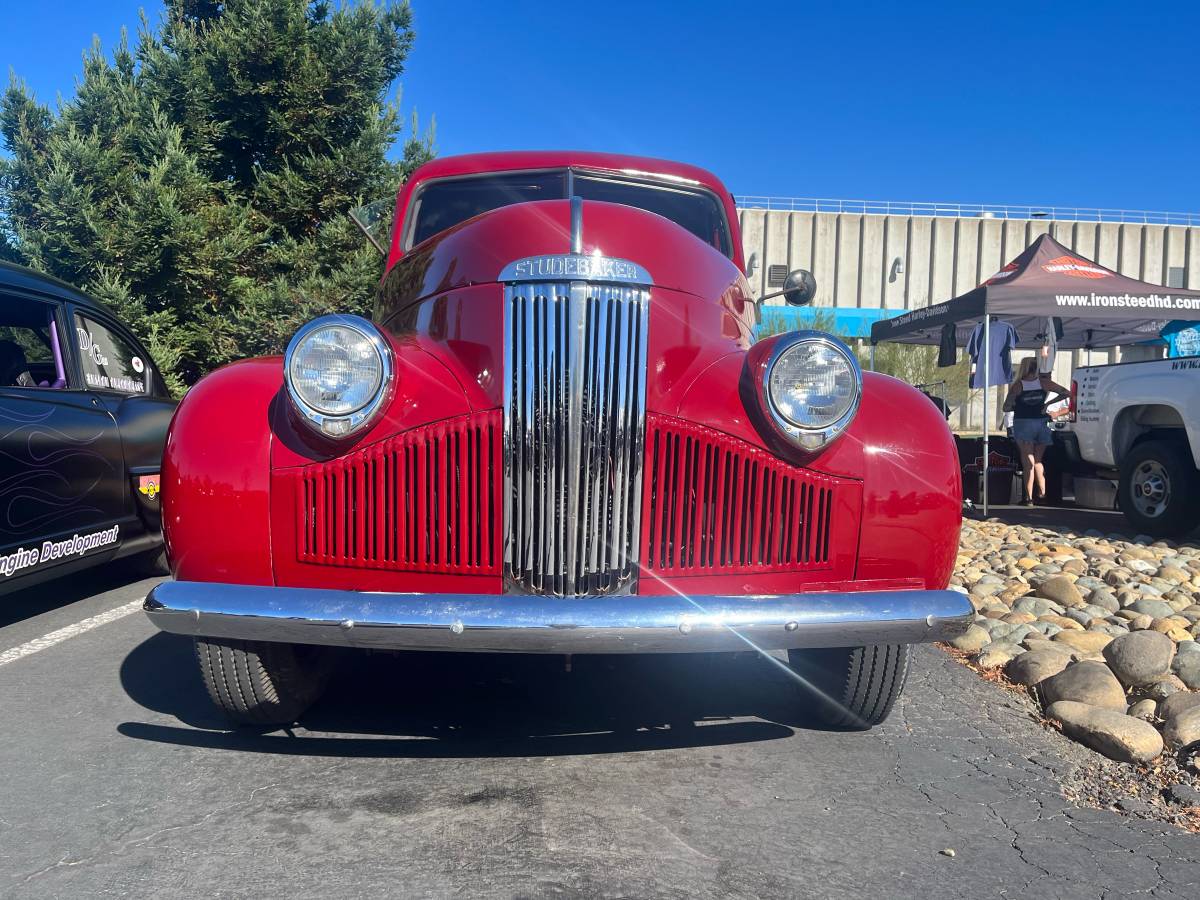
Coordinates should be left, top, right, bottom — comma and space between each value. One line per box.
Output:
1013, 379, 1047, 420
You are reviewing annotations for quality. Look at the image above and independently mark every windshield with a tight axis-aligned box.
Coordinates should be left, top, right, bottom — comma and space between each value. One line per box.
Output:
405, 169, 732, 257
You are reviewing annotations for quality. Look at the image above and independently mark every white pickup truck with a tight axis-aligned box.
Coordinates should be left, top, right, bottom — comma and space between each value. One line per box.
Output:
1067, 356, 1200, 536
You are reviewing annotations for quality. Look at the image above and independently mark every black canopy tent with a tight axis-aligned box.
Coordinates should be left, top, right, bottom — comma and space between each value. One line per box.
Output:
869, 234, 1200, 512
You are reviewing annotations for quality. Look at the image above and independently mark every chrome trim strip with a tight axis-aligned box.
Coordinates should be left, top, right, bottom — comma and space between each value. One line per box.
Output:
145, 582, 974, 654
570, 195, 583, 254
499, 254, 652, 285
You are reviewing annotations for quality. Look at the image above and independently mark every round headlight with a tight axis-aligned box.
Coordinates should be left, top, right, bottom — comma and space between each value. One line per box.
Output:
761, 333, 862, 451
285, 315, 392, 438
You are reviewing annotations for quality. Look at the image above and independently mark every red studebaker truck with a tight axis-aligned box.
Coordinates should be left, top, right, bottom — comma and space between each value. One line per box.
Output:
145, 151, 971, 729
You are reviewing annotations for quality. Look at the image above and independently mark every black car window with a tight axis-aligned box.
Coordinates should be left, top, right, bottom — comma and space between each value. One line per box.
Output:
74, 314, 153, 395
571, 174, 732, 257
0, 295, 68, 389
408, 171, 567, 247
405, 169, 732, 258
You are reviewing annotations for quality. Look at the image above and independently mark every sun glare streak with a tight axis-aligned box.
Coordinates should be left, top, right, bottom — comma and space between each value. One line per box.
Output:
635, 564, 866, 726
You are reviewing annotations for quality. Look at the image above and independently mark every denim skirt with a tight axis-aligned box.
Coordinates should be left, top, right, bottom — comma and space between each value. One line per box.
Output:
1012, 417, 1052, 446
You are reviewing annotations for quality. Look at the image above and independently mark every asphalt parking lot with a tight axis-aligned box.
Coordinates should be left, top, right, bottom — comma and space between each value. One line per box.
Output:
2, 570, 1199, 899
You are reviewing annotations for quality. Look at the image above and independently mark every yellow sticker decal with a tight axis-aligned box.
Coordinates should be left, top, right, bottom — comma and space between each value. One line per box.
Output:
138, 476, 160, 500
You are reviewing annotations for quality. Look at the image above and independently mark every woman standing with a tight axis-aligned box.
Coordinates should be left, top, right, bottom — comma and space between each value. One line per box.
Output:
1003, 357, 1069, 506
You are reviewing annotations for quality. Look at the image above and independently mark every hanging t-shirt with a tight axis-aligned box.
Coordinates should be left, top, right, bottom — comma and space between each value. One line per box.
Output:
1161, 320, 1200, 358
1039, 316, 1061, 375
937, 322, 957, 367
966, 320, 1018, 388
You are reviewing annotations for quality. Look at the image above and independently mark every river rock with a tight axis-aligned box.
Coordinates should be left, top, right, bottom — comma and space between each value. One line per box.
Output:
1134, 674, 1186, 702
1089, 591, 1120, 614
996, 584, 1032, 605
1129, 614, 1154, 631
1102, 631, 1175, 686
1045, 701, 1163, 763
1129, 599, 1175, 619
1128, 699, 1157, 721
1051, 631, 1113, 654
949, 624, 990, 653
1159, 692, 1200, 722
1158, 565, 1191, 583
1162, 706, 1200, 750
1037, 576, 1084, 608
1173, 653, 1200, 690
975, 642, 1022, 668
1006, 648, 1072, 687
1040, 661, 1127, 711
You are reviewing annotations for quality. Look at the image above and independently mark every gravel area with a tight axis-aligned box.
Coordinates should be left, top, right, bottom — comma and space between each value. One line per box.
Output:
951, 516, 1200, 830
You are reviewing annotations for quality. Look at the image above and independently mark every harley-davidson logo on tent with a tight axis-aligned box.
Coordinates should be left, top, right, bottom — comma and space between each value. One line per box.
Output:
1041, 256, 1111, 279
985, 262, 1018, 285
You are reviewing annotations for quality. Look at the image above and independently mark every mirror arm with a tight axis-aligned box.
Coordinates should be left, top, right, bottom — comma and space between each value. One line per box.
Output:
755, 287, 790, 304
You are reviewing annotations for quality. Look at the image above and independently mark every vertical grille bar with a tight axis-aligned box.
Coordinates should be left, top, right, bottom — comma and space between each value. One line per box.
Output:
504, 279, 649, 596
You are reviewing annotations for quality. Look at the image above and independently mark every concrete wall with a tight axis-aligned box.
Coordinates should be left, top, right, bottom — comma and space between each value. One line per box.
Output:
739, 208, 1200, 432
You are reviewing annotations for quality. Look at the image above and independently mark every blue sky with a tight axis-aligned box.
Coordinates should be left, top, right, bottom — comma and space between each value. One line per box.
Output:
4, 0, 1198, 211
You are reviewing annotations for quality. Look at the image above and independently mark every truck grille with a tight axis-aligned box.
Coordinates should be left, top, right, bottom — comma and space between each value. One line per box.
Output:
643, 416, 844, 575
504, 280, 649, 596
294, 412, 500, 572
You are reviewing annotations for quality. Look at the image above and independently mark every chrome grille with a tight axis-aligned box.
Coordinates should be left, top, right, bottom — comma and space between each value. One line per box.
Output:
504, 279, 649, 596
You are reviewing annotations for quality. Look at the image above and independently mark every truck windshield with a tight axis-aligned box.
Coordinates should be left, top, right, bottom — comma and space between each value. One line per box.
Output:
406, 169, 731, 257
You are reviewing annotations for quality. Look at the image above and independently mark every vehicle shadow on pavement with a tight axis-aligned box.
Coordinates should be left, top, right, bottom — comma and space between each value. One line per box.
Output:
117, 633, 835, 757
0, 563, 161, 630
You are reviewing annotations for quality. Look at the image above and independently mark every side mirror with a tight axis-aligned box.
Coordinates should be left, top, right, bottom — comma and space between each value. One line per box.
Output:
781, 269, 817, 307
756, 268, 817, 307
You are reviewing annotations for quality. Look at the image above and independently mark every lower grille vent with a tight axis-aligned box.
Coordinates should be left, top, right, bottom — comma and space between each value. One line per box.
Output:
295, 412, 500, 573
643, 417, 842, 575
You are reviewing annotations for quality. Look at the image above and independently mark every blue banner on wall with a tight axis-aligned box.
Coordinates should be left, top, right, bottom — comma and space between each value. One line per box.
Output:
757, 306, 888, 339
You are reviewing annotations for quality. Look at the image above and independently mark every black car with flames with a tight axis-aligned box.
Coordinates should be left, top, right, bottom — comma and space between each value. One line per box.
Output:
0, 262, 175, 594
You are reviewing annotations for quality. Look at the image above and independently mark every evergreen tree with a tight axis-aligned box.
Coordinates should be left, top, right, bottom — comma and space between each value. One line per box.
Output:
0, 0, 433, 393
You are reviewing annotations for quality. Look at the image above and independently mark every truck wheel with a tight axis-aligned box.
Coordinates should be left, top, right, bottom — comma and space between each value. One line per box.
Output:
786, 644, 911, 729
194, 638, 334, 726
1118, 440, 1200, 537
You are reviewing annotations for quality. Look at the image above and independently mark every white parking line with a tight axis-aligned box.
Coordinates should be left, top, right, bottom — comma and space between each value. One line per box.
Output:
0, 599, 144, 668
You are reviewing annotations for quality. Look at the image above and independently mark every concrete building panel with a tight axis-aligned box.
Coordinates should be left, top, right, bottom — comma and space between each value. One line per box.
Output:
978, 219, 1004, 283
1141, 226, 1165, 284
881, 215, 908, 309
810, 213, 838, 307
787, 212, 814, 274
859, 215, 886, 309
1096, 223, 1121, 269
929, 217, 956, 306
954, 218, 981, 296
834, 214, 862, 307
905, 217, 932, 310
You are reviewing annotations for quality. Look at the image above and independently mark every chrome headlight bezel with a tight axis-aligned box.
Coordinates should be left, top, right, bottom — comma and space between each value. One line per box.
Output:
284, 314, 394, 439
756, 331, 863, 453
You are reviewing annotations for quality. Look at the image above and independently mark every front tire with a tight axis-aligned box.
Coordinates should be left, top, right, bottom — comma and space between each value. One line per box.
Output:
195, 638, 334, 726
1118, 440, 1200, 537
787, 644, 911, 729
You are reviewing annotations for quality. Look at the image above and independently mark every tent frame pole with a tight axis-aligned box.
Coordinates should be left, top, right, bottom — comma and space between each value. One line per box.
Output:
982, 310, 990, 516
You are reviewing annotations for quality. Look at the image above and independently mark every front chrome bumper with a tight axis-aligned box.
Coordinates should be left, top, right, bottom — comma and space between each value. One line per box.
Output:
143, 582, 973, 654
